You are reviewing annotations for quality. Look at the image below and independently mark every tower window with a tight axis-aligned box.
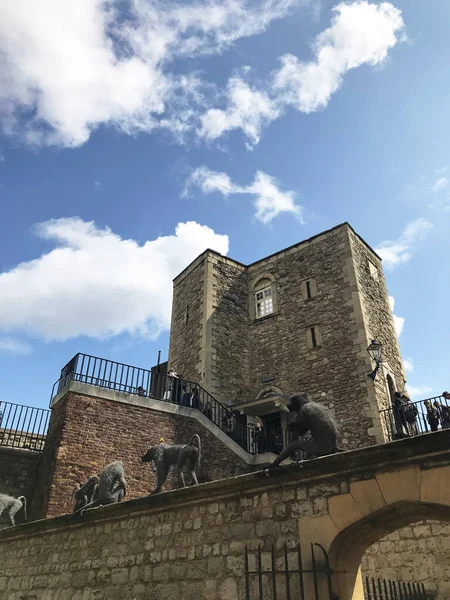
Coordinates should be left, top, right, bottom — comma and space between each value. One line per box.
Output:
368, 261, 379, 281
306, 326, 322, 349
255, 287, 273, 318
301, 278, 317, 300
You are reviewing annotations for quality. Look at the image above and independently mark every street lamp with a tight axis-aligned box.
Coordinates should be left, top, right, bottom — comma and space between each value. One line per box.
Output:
367, 340, 383, 381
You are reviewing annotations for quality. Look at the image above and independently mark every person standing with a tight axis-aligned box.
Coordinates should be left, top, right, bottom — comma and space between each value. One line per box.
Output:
424, 400, 439, 432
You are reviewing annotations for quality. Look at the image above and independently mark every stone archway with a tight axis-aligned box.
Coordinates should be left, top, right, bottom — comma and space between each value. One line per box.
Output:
298, 463, 450, 600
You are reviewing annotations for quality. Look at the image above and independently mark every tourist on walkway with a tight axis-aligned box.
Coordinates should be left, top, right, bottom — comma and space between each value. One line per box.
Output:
403, 396, 418, 435
392, 392, 408, 437
424, 400, 439, 432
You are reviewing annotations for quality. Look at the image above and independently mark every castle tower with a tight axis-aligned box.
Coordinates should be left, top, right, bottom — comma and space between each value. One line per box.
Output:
168, 223, 406, 450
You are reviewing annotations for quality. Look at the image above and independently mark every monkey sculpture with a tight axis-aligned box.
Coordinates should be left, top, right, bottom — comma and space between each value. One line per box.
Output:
141, 434, 201, 494
268, 392, 342, 470
0, 493, 27, 527
73, 461, 127, 515
72, 476, 99, 513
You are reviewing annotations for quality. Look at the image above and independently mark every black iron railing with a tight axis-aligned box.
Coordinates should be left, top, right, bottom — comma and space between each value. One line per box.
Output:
381, 395, 449, 442
364, 576, 427, 599
50, 353, 291, 455
245, 542, 335, 600
0, 401, 50, 452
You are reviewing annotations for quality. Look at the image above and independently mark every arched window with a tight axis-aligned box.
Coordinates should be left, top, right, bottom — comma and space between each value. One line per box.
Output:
249, 273, 278, 321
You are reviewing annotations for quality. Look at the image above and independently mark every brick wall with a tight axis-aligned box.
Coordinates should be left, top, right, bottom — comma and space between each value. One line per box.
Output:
362, 521, 450, 598
0, 446, 40, 528
34, 387, 251, 519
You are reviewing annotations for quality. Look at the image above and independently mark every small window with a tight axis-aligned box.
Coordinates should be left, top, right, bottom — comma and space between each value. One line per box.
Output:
301, 278, 317, 300
185, 304, 190, 325
369, 261, 379, 281
306, 326, 322, 349
255, 286, 274, 318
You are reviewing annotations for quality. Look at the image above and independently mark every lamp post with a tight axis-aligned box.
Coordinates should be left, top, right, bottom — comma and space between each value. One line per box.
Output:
367, 340, 383, 381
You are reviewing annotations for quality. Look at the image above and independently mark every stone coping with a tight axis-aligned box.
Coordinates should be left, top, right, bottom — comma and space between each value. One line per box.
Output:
1, 429, 449, 542
51, 381, 275, 466
0, 445, 42, 458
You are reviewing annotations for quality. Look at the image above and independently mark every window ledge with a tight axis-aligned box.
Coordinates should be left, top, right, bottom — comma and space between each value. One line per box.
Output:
250, 312, 278, 325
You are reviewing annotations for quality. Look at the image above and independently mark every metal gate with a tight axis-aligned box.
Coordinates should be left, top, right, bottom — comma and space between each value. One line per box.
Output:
244, 543, 428, 600
244, 542, 336, 600
364, 577, 427, 599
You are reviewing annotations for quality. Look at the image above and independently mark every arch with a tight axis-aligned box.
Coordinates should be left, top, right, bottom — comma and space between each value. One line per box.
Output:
256, 385, 284, 400
329, 501, 450, 600
386, 373, 396, 402
298, 462, 450, 600
249, 272, 279, 320
249, 272, 276, 292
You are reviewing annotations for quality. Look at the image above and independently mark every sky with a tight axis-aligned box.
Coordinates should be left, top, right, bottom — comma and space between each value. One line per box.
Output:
0, 0, 449, 410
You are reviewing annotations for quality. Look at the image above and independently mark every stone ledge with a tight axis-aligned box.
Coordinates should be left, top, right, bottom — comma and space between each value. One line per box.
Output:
0, 445, 42, 458
2, 429, 450, 542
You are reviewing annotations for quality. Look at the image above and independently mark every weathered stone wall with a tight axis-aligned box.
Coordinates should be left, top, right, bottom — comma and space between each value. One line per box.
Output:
362, 521, 450, 599
245, 226, 375, 450
169, 254, 205, 384
0, 447, 40, 529
348, 228, 406, 409
210, 257, 250, 404
34, 385, 252, 519
0, 462, 350, 600
168, 224, 401, 449
1, 432, 450, 600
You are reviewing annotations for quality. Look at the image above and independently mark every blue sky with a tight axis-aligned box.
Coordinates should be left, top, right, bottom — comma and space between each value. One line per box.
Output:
0, 0, 449, 410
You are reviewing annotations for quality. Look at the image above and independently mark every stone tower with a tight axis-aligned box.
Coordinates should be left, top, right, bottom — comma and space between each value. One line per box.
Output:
168, 222, 406, 450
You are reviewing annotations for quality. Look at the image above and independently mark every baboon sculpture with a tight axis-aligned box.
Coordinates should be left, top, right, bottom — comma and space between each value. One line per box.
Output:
73, 461, 127, 515
0, 493, 27, 527
268, 392, 342, 470
141, 434, 201, 494
72, 476, 99, 513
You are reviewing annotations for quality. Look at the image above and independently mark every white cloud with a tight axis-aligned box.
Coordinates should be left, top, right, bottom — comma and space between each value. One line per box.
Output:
273, 1, 404, 113
199, 1, 404, 144
388, 296, 405, 337
375, 218, 432, 270
431, 176, 448, 193
199, 77, 280, 145
0, 337, 32, 355
94, 181, 101, 190
406, 384, 432, 400
0, 0, 298, 147
0, 217, 229, 341
184, 166, 302, 224
0, 1, 404, 149
403, 357, 413, 372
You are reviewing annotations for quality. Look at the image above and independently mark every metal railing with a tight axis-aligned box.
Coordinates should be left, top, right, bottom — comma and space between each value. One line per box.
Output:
50, 353, 292, 455
364, 577, 428, 599
381, 395, 449, 442
0, 401, 50, 452
245, 542, 335, 600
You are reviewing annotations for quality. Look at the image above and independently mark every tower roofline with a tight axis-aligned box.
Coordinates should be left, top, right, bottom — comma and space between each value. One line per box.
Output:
173, 222, 382, 282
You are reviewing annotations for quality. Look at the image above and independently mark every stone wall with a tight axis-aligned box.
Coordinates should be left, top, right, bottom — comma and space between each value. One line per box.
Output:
34, 384, 252, 519
0, 459, 350, 600
0, 446, 40, 529
348, 228, 406, 408
167, 223, 404, 450
361, 520, 450, 599
169, 253, 205, 384
210, 258, 249, 404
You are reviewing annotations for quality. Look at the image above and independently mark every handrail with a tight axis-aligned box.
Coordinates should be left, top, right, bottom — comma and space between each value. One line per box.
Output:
50, 352, 293, 455
380, 394, 449, 441
0, 400, 50, 452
